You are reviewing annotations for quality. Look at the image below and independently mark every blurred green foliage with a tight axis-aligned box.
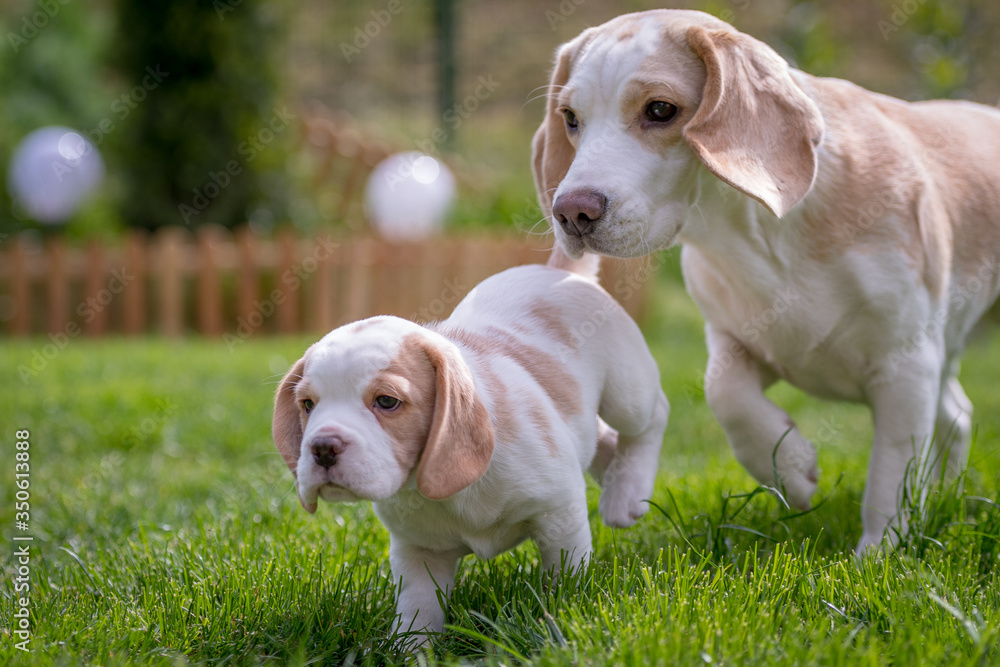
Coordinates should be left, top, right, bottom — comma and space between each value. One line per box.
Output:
0, 0, 998, 238
109, 0, 289, 231
0, 0, 290, 236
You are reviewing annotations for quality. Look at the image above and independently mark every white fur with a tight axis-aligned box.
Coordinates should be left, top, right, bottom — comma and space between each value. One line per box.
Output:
285, 264, 668, 643
538, 10, 1000, 552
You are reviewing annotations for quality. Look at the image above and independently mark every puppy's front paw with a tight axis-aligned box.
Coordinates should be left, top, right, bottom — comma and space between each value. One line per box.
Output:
598, 456, 656, 528
772, 429, 819, 510
599, 491, 648, 528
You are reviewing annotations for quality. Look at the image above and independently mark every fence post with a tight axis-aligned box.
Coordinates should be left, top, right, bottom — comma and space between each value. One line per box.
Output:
197, 225, 224, 336
83, 242, 108, 337
345, 237, 373, 323
311, 234, 335, 333
123, 230, 147, 336
10, 236, 30, 336
276, 227, 298, 334
46, 235, 69, 336
236, 226, 258, 331
158, 227, 185, 338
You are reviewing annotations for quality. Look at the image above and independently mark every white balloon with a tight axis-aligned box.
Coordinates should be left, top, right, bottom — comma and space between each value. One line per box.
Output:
364, 152, 455, 241
7, 126, 105, 224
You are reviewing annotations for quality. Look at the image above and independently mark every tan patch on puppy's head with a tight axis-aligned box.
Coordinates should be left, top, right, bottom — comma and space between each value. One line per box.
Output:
363, 333, 439, 474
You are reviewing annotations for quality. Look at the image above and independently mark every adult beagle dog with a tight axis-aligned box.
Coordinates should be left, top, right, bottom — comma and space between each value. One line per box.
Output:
532, 9, 1000, 551
272, 254, 668, 642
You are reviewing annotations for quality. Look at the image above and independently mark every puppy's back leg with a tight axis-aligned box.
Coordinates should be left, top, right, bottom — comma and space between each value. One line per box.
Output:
932, 364, 973, 480
588, 418, 618, 484
594, 324, 669, 528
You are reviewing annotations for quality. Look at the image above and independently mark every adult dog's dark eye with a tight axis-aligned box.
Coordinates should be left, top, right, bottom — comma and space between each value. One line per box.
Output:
301, 399, 315, 414
645, 101, 678, 123
562, 108, 579, 130
375, 395, 401, 410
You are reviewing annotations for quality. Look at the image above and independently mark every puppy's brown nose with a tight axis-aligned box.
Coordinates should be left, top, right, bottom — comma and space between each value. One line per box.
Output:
553, 189, 607, 238
311, 435, 346, 469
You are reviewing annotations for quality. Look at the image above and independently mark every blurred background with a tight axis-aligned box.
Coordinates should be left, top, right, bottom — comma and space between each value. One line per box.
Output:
1, 0, 999, 337
3, 0, 999, 238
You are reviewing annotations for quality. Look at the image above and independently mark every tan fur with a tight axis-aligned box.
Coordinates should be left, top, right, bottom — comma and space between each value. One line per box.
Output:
363, 334, 438, 471
546, 244, 601, 277
415, 338, 496, 500
682, 25, 824, 218
528, 299, 574, 346
475, 362, 521, 444
532, 31, 597, 219
531, 8, 1000, 551
442, 325, 583, 418
272, 352, 310, 474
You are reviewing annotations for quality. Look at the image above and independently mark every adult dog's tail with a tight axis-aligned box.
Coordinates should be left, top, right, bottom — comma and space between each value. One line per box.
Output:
547, 243, 601, 280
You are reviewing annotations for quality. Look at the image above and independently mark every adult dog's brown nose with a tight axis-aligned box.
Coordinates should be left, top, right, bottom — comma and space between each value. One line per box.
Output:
311, 435, 346, 469
553, 189, 607, 238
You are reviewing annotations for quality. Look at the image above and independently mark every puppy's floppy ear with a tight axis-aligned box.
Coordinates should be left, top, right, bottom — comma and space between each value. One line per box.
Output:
416, 341, 495, 500
683, 25, 825, 218
273, 355, 307, 475
532, 32, 595, 219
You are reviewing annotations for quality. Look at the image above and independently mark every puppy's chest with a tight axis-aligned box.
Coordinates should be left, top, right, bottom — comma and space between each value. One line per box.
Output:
374, 492, 532, 560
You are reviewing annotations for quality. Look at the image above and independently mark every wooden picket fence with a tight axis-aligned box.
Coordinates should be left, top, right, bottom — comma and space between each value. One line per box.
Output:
0, 226, 652, 339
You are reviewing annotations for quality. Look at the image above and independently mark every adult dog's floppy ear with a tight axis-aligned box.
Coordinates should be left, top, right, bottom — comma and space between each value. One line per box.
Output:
531, 32, 595, 219
273, 355, 307, 475
416, 341, 495, 500
683, 25, 824, 218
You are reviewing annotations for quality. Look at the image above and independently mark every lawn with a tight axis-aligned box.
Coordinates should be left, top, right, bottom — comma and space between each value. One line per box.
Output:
2, 259, 999, 666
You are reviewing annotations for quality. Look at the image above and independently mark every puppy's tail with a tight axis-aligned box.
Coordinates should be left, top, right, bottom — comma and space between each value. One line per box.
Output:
547, 244, 601, 281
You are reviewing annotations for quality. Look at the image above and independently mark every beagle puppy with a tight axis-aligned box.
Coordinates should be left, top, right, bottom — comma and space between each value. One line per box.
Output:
272, 253, 668, 642
532, 9, 1000, 552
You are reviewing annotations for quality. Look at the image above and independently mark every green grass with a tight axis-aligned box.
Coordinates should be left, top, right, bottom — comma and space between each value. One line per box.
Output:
2, 261, 999, 666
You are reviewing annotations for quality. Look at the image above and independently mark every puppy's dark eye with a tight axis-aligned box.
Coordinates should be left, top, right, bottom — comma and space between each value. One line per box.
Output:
301, 399, 315, 414
645, 101, 678, 123
375, 395, 401, 411
562, 108, 579, 130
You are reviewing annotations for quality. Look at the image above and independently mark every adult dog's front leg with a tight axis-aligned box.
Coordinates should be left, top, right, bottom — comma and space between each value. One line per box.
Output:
389, 539, 465, 647
860, 348, 942, 553
703, 325, 819, 510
